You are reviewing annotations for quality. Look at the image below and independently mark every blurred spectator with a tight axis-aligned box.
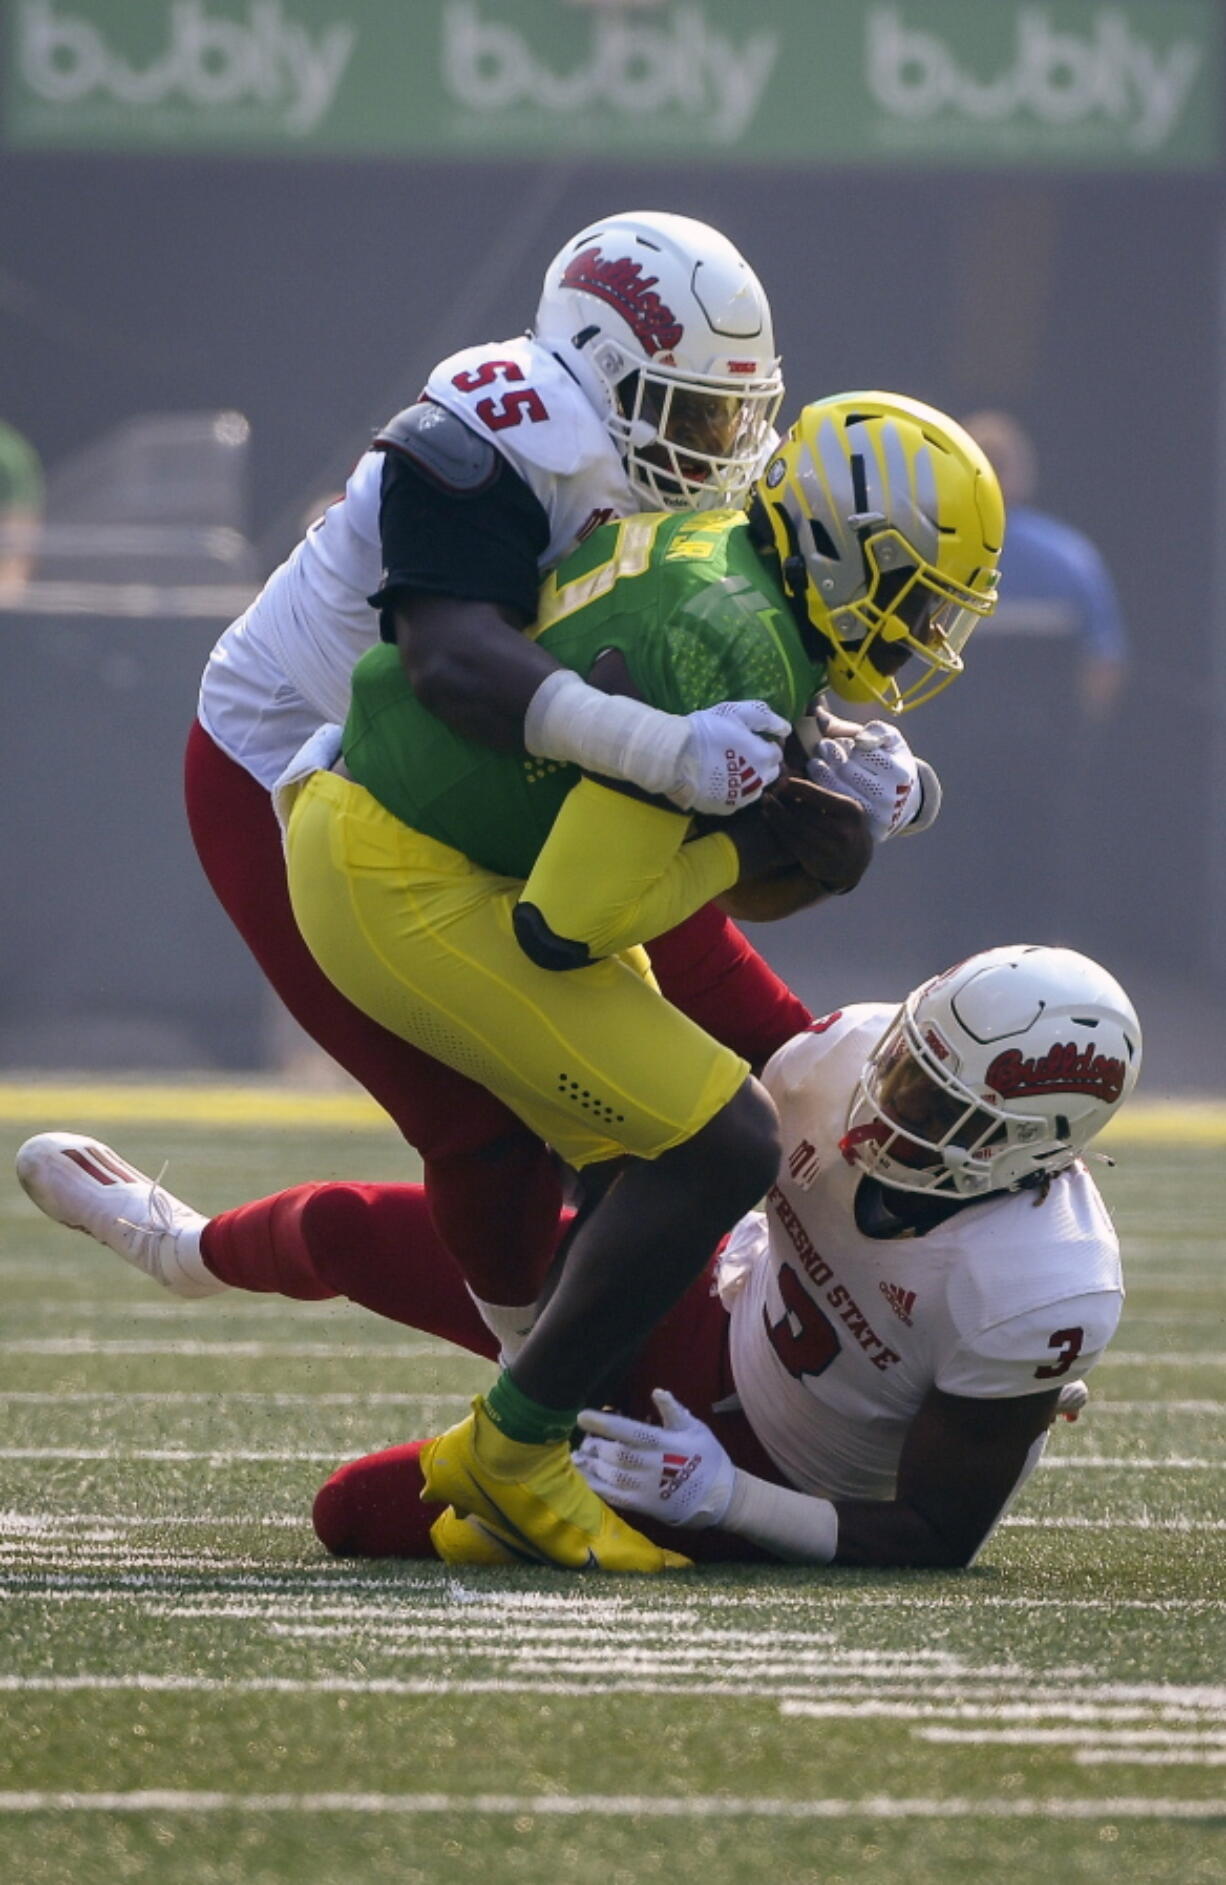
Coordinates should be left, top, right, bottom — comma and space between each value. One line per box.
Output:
960, 408, 1128, 723
832, 409, 1131, 974
0, 417, 44, 596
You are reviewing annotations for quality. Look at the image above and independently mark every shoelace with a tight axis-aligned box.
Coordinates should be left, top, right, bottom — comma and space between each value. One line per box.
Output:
116, 1161, 181, 1283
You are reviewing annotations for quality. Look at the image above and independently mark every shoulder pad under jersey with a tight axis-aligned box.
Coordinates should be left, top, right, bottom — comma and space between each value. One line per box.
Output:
372, 401, 499, 493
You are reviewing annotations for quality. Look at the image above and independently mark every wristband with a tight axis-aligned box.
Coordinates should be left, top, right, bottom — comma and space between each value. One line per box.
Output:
524, 668, 688, 798
722, 1469, 839, 1563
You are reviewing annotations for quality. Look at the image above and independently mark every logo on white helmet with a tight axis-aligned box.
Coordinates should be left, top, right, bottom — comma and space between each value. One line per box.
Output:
561, 246, 683, 357
986, 1042, 1127, 1104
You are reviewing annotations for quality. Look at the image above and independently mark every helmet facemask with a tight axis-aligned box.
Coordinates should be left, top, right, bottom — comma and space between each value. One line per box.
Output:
613, 362, 783, 511
842, 1009, 1060, 1199
821, 528, 991, 712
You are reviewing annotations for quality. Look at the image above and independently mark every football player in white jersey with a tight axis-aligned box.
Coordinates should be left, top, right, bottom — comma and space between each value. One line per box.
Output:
183, 209, 940, 1351
186, 210, 810, 1343
305, 944, 1138, 1569
18, 945, 1139, 1570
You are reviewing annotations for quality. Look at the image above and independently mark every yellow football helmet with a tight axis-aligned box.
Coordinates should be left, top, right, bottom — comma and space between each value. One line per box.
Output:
752, 392, 1004, 711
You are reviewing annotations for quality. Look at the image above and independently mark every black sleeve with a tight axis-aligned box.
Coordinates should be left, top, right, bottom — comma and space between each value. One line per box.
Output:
368, 409, 550, 641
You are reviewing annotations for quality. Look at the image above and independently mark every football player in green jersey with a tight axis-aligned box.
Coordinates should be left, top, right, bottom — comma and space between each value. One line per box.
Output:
279, 391, 1004, 1573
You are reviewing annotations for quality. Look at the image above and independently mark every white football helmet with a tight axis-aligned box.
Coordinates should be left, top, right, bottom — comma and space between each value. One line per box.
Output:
532, 210, 783, 511
841, 946, 1141, 1198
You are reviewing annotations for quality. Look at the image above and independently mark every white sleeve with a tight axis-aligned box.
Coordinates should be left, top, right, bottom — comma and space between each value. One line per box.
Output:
936, 1288, 1123, 1400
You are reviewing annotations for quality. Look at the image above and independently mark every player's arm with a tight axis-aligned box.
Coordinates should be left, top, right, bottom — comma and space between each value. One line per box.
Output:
370, 406, 784, 810
577, 1382, 1060, 1568
512, 759, 871, 969
827, 1384, 1060, 1567
512, 777, 741, 969
371, 407, 555, 750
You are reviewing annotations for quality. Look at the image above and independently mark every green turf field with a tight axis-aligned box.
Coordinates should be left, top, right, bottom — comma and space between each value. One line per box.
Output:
1, 1092, 1222, 1885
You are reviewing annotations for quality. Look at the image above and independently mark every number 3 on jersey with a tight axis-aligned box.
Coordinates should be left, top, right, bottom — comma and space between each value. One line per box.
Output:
451, 359, 549, 432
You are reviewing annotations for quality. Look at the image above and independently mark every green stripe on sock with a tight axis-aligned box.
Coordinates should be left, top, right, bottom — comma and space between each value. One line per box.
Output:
484, 1372, 579, 1447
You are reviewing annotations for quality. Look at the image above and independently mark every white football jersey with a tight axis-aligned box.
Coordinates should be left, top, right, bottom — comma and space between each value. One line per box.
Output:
197, 335, 638, 789
722, 1005, 1123, 1504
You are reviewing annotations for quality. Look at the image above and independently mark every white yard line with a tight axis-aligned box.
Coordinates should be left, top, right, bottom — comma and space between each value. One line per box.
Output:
0, 1339, 1222, 1364
10, 1445, 1220, 1468
0, 1339, 454, 1358
918, 1728, 1226, 1746
1, 1392, 1218, 1414
0, 1789, 1218, 1819
0, 1392, 471, 1405
3, 1580, 1225, 1613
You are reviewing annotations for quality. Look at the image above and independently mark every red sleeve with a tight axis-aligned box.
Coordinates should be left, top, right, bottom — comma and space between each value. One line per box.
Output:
648, 904, 812, 1071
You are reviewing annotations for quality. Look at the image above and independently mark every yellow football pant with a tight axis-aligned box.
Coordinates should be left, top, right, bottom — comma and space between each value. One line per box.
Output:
285, 770, 749, 1168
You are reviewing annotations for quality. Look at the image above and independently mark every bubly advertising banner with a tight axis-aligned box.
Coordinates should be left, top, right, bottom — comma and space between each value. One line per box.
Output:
3, 1, 1219, 167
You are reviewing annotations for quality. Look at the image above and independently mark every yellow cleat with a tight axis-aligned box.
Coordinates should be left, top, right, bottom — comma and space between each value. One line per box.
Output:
429, 1505, 524, 1566
420, 1397, 692, 1574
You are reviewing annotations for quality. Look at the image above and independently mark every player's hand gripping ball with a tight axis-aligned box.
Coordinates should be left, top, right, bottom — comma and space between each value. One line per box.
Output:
757, 772, 873, 895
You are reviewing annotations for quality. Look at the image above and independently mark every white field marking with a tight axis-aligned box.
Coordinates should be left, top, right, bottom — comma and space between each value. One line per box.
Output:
1097, 1354, 1226, 1366
919, 1728, 1226, 1747
261, 1627, 1031, 1679
0, 1339, 455, 1359
0, 1790, 1220, 1821
5, 1507, 1226, 1542
1076, 1749, 1226, 1766
1002, 1516, 1226, 1531
3, 1676, 1225, 1720
0, 1513, 305, 1531
10, 1446, 1224, 1469
785, 1702, 1226, 1724
0, 1449, 348, 1462
8, 1335, 1223, 1365
4, 1578, 1226, 1618
0, 1394, 1219, 1412
1063, 1402, 1225, 1414
1039, 1457, 1225, 1469
0, 1392, 471, 1406
0, 1552, 298, 1575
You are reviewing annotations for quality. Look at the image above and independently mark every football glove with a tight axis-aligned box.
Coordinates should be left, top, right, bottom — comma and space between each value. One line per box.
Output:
671, 700, 790, 817
804, 719, 931, 844
575, 1388, 737, 1531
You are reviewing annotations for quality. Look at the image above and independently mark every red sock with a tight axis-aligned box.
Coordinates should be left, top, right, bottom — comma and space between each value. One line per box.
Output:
423, 1133, 562, 1309
201, 1182, 498, 1354
313, 1441, 443, 1558
202, 1160, 559, 1321
200, 1184, 336, 1299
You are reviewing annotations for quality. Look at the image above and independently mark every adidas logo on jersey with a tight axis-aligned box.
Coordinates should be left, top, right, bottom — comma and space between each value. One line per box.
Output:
879, 1280, 916, 1327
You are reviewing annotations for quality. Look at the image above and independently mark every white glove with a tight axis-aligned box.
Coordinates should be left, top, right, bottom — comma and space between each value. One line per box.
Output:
804, 719, 928, 843
670, 700, 789, 817
575, 1388, 737, 1530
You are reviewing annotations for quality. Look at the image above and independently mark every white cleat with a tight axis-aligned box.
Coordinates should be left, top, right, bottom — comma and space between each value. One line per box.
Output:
15, 1132, 227, 1299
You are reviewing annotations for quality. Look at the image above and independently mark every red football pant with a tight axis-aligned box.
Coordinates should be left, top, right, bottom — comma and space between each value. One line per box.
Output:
201, 1178, 785, 1563
185, 718, 811, 1306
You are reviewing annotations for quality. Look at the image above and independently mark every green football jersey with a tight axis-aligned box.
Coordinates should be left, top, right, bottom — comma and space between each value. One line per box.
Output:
343, 509, 827, 880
